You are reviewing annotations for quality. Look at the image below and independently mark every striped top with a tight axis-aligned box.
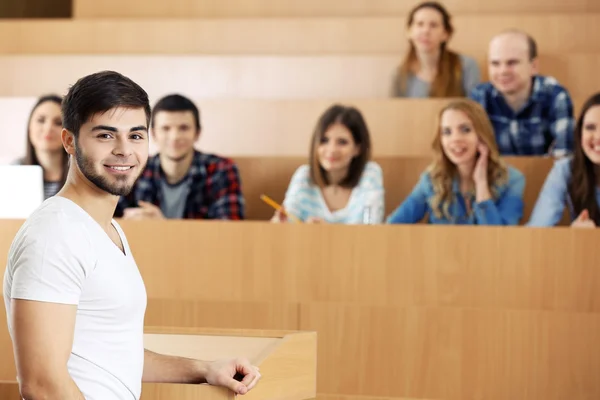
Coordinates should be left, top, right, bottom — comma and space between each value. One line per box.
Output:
282, 161, 385, 224
44, 181, 62, 200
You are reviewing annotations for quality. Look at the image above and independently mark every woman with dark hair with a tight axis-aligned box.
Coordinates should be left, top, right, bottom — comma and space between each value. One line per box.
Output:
528, 93, 600, 227
15, 95, 68, 199
271, 104, 384, 224
392, 1, 480, 98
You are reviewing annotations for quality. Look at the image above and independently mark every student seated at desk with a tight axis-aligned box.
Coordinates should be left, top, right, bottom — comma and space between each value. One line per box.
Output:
115, 94, 244, 220
13, 95, 68, 199
528, 93, 600, 227
271, 104, 384, 224
391, 1, 480, 98
387, 99, 525, 225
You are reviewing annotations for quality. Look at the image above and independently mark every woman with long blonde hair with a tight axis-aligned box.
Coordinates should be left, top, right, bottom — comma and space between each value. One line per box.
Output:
392, 1, 480, 98
387, 99, 525, 225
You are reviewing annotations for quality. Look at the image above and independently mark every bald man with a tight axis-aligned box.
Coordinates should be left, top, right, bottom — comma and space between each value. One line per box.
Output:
470, 30, 574, 157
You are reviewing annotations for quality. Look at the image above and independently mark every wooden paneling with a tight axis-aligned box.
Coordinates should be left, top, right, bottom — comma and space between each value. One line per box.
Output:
0, 15, 598, 54
0, 54, 596, 100
2, 221, 600, 399
0, 97, 588, 165
0, 0, 71, 18
73, 0, 600, 18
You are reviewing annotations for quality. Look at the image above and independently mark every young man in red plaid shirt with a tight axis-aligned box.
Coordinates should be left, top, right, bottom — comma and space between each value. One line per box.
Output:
115, 94, 245, 220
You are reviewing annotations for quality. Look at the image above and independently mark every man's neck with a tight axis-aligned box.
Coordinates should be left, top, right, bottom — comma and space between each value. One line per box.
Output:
502, 80, 533, 113
57, 169, 120, 231
159, 151, 195, 185
36, 150, 64, 181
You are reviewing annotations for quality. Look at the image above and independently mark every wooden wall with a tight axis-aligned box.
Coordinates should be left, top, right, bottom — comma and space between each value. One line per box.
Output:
0, 15, 598, 54
1, 221, 599, 399
73, 0, 600, 18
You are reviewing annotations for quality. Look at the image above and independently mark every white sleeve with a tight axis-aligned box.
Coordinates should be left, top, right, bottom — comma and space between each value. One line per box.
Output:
9, 219, 95, 305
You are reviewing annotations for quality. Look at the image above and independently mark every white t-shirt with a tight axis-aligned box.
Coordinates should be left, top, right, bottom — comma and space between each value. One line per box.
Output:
3, 196, 147, 400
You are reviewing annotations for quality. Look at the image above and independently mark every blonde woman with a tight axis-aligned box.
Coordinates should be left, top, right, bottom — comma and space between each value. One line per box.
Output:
387, 99, 525, 225
392, 1, 480, 98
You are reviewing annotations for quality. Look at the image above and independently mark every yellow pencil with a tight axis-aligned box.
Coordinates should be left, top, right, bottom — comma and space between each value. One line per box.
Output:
260, 194, 302, 223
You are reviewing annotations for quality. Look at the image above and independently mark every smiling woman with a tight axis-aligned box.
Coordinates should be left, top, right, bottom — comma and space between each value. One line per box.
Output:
387, 98, 525, 225
271, 104, 384, 224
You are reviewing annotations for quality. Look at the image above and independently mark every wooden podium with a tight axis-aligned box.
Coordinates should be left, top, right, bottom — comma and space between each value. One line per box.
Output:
0, 326, 317, 400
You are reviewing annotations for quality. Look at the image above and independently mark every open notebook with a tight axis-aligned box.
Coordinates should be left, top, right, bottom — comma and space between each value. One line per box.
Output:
0, 165, 44, 219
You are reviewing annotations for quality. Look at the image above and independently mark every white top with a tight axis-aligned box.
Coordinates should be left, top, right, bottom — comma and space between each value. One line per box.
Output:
3, 196, 147, 400
282, 161, 385, 224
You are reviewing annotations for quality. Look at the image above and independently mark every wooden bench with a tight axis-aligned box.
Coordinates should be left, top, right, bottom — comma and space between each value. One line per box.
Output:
0, 15, 597, 55
0, 54, 596, 99
73, 0, 600, 18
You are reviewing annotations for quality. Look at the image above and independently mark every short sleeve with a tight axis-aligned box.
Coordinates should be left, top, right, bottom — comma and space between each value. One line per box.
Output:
282, 165, 313, 222
9, 218, 95, 305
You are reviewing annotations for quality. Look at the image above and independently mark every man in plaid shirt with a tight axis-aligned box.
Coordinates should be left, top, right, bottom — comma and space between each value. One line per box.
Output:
115, 94, 245, 220
469, 30, 574, 157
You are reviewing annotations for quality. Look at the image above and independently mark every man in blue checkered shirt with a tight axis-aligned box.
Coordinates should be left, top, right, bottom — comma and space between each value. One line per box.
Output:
469, 30, 574, 157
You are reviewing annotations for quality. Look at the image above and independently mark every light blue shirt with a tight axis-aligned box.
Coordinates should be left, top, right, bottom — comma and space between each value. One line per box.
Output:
387, 166, 525, 225
527, 157, 600, 226
282, 161, 384, 224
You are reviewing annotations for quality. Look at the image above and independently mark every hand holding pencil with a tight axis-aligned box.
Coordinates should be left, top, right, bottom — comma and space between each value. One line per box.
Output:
261, 194, 302, 223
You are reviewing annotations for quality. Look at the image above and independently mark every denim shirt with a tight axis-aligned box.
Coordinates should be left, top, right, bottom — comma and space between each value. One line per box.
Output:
527, 157, 600, 226
387, 166, 525, 225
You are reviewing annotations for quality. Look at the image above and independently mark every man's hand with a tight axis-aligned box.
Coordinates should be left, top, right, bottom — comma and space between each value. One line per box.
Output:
205, 358, 261, 395
123, 201, 165, 220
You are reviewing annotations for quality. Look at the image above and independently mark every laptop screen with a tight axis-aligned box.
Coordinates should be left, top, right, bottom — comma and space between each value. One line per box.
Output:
0, 165, 44, 219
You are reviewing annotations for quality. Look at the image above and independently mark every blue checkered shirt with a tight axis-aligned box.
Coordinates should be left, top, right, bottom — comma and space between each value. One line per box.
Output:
469, 75, 575, 156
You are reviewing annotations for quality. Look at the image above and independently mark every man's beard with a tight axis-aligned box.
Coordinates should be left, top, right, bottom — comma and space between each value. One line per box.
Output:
74, 145, 145, 197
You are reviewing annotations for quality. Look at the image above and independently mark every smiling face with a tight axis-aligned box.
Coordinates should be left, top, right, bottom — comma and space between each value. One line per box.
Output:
408, 6, 449, 54
28, 100, 63, 153
488, 33, 537, 96
68, 106, 149, 196
439, 108, 480, 167
151, 110, 199, 162
316, 123, 360, 174
581, 105, 600, 165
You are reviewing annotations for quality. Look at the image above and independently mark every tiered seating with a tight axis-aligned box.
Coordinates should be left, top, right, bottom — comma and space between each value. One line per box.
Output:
2, 1, 598, 400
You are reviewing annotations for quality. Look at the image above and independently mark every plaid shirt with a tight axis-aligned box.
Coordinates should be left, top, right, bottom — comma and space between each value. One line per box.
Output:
469, 75, 575, 156
115, 151, 245, 220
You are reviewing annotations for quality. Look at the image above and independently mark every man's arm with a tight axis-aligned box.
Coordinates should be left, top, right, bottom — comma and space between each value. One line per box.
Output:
207, 159, 245, 220
11, 299, 84, 400
548, 88, 575, 157
143, 350, 260, 395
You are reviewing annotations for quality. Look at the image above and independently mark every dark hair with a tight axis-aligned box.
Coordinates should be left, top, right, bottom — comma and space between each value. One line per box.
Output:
568, 92, 600, 224
23, 94, 69, 187
62, 70, 151, 137
151, 94, 201, 131
398, 1, 463, 97
308, 105, 371, 188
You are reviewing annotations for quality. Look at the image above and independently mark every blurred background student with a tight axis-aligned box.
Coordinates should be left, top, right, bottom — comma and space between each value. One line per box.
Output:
392, 1, 480, 98
387, 99, 524, 225
14, 94, 68, 199
271, 104, 384, 224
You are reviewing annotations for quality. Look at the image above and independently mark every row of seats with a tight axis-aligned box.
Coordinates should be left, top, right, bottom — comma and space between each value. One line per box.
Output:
72, 0, 600, 18
0, 54, 596, 99
0, 14, 596, 54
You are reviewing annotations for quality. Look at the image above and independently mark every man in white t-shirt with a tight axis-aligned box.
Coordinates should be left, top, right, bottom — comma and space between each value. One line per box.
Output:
3, 70, 261, 400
